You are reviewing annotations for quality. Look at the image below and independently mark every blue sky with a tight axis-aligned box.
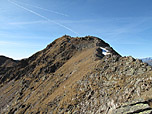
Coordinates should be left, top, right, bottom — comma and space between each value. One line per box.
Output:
0, 0, 152, 59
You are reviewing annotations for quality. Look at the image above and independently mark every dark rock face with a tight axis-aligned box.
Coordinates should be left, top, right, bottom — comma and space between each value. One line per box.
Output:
0, 56, 18, 83
112, 99, 152, 114
0, 56, 18, 67
0, 35, 152, 114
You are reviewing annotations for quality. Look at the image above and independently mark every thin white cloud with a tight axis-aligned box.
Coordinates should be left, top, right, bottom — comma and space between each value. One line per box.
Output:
9, 19, 95, 25
0, 32, 51, 40
13, 0, 69, 17
0, 41, 41, 47
95, 17, 152, 39
0, 41, 18, 45
8, 0, 79, 35
57, 19, 95, 24
9, 20, 47, 25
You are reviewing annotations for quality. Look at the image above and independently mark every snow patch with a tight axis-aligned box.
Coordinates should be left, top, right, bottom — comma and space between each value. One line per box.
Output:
100, 47, 111, 55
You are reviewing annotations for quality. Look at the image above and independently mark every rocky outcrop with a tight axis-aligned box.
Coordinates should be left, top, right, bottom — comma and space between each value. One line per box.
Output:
0, 35, 152, 114
112, 99, 152, 114
53, 55, 152, 114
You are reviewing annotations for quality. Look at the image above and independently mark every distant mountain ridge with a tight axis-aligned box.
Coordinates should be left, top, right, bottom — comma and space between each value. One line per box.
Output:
141, 57, 152, 66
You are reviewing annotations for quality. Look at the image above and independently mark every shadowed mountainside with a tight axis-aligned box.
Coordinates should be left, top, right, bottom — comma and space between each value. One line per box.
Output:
0, 56, 18, 68
0, 56, 18, 83
0, 35, 152, 114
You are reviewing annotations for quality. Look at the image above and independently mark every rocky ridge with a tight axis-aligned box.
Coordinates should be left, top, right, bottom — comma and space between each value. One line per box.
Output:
0, 56, 18, 68
142, 57, 152, 66
0, 35, 152, 114
0, 56, 18, 83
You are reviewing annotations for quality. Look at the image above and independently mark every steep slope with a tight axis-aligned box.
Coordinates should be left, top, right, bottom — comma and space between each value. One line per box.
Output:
0, 35, 119, 113
0, 35, 119, 85
0, 35, 152, 114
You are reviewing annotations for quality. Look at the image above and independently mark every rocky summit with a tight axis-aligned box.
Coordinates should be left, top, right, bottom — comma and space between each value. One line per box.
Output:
0, 35, 152, 114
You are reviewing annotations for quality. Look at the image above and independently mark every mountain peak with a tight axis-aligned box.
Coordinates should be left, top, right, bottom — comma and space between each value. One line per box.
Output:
46, 35, 120, 56
1, 36, 151, 114
0, 36, 120, 84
